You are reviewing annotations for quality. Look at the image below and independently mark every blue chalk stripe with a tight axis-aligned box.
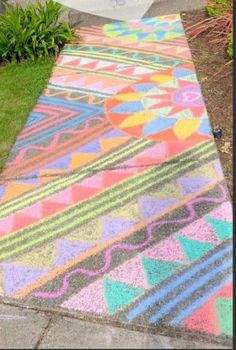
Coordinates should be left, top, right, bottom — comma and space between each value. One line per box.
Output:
148, 258, 231, 324
126, 242, 232, 321
171, 275, 232, 325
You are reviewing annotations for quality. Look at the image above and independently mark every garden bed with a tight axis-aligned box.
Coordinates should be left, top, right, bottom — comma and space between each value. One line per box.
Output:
182, 8, 233, 197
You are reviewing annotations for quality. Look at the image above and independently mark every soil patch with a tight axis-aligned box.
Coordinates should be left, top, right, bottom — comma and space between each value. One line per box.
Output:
181, 9, 233, 197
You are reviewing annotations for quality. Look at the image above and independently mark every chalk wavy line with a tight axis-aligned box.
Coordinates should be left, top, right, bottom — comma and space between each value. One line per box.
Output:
5, 117, 104, 167
32, 184, 227, 300
44, 89, 106, 105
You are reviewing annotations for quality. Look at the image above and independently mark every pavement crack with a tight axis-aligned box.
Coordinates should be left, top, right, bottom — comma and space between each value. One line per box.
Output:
33, 315, 54, 349
0, 160, 201, 182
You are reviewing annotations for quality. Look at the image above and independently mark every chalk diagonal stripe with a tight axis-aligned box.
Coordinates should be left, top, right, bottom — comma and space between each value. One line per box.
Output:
0, 141, 213, 219
148, 258, 232, 324
170, 275, 232, 325
126, 242, 232, 321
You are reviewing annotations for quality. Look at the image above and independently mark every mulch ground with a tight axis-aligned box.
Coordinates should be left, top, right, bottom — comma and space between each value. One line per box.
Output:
182, 9, 233, 198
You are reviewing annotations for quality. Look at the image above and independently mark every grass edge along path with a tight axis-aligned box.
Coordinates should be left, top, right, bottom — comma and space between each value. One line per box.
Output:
0, 59, 54, 172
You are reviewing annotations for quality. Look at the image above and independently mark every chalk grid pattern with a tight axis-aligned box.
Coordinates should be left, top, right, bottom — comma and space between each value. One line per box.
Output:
0, 14, 232, 342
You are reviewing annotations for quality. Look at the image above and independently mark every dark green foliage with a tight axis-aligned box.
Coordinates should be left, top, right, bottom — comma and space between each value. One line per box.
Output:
207, 0, 231, 17
0, 0, 74, 62
227, 33, 233, 58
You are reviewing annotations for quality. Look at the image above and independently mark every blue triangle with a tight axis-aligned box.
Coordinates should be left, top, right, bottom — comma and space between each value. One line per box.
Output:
133, 82, 156, 93
76, 138, 101, 153
139, 196, 177, 219
56, 240, 94, 266
104, 278, 144, 314
3, 263, 47, 296
173, 68, 194, 78
44, 154, 71, 170
142, 256, 182, 287
101, 129, 127, 138
179, 176, 213, 195
0, 185, 6, 199
26, 112, 46, 126
18, 170, 41, 185
111, 101, 144, 114
144, 117, 176, 136
101, 217, 136, 242
205, 217, 232, 240
177, 235, 214, 261
137, 33, 150, 40
198, 118, 212, 136
156, 32, 166, 40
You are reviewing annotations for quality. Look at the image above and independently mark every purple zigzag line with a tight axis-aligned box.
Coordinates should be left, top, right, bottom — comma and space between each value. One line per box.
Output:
32, 184, 227, 300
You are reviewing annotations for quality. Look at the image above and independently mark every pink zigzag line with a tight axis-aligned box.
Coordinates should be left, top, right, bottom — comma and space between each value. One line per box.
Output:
6, 117, 104, 166
32, 184, 227, 300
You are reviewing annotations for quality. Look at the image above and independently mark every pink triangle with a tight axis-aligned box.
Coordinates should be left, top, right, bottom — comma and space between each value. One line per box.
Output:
109, 83, 130, 93
143, 236, 186, 263
183, 298, 220, 336
69, 77, 87, 87
207, 202, 232, 222
21, 202, 43, 219
107, 256, 149, 289
49, 187, 73, 205
178, 217, 218, 243
86, 80, 105, 90
137, 142, 167, 160
64, 58, 81, 67
61, 279, 107, 315
80, 174, 103, 189
118, 67, 135, 75
50, 76, 67, 85
61, 56, 80, 65
0, 215, 14, 235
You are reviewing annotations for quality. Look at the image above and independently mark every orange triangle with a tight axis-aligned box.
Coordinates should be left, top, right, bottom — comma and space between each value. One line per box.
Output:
70, 153, 97, 169
100, 137, 130, 153
0, 182, 35, 203
122, 125, 144, 138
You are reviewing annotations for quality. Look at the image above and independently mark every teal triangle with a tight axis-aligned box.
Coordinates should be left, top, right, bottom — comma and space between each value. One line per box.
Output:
177, 235, 214, 261
205, 217, 232, 240
104, 278, 144, 314
141, 257, 182, 287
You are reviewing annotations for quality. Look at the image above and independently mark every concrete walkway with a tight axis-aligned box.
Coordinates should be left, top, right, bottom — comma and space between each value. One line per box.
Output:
0, 1, 232, 349
67, 0, 207, 26
0, 303, 231, 349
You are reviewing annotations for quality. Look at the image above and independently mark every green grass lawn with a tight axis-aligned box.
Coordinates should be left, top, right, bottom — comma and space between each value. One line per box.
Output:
0, 59, 54, 172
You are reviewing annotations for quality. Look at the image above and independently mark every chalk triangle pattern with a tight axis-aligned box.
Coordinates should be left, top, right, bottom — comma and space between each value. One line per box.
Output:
104, 278, 144, 314
141, 256, 182, 287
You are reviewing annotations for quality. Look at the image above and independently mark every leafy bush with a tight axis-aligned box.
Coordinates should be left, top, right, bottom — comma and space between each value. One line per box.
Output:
187, 0, 233, 59
207, 0, 231, 17
0, 0, 74, 63
227, 33, 233, 58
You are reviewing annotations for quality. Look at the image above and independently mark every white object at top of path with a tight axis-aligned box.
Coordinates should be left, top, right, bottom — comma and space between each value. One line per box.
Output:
55, 0, 154, 20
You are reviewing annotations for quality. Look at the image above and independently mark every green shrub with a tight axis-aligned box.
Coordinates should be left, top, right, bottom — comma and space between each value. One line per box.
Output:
207, 0, 231, 17
0, 0, 74, 63
227, 33, 233, 58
